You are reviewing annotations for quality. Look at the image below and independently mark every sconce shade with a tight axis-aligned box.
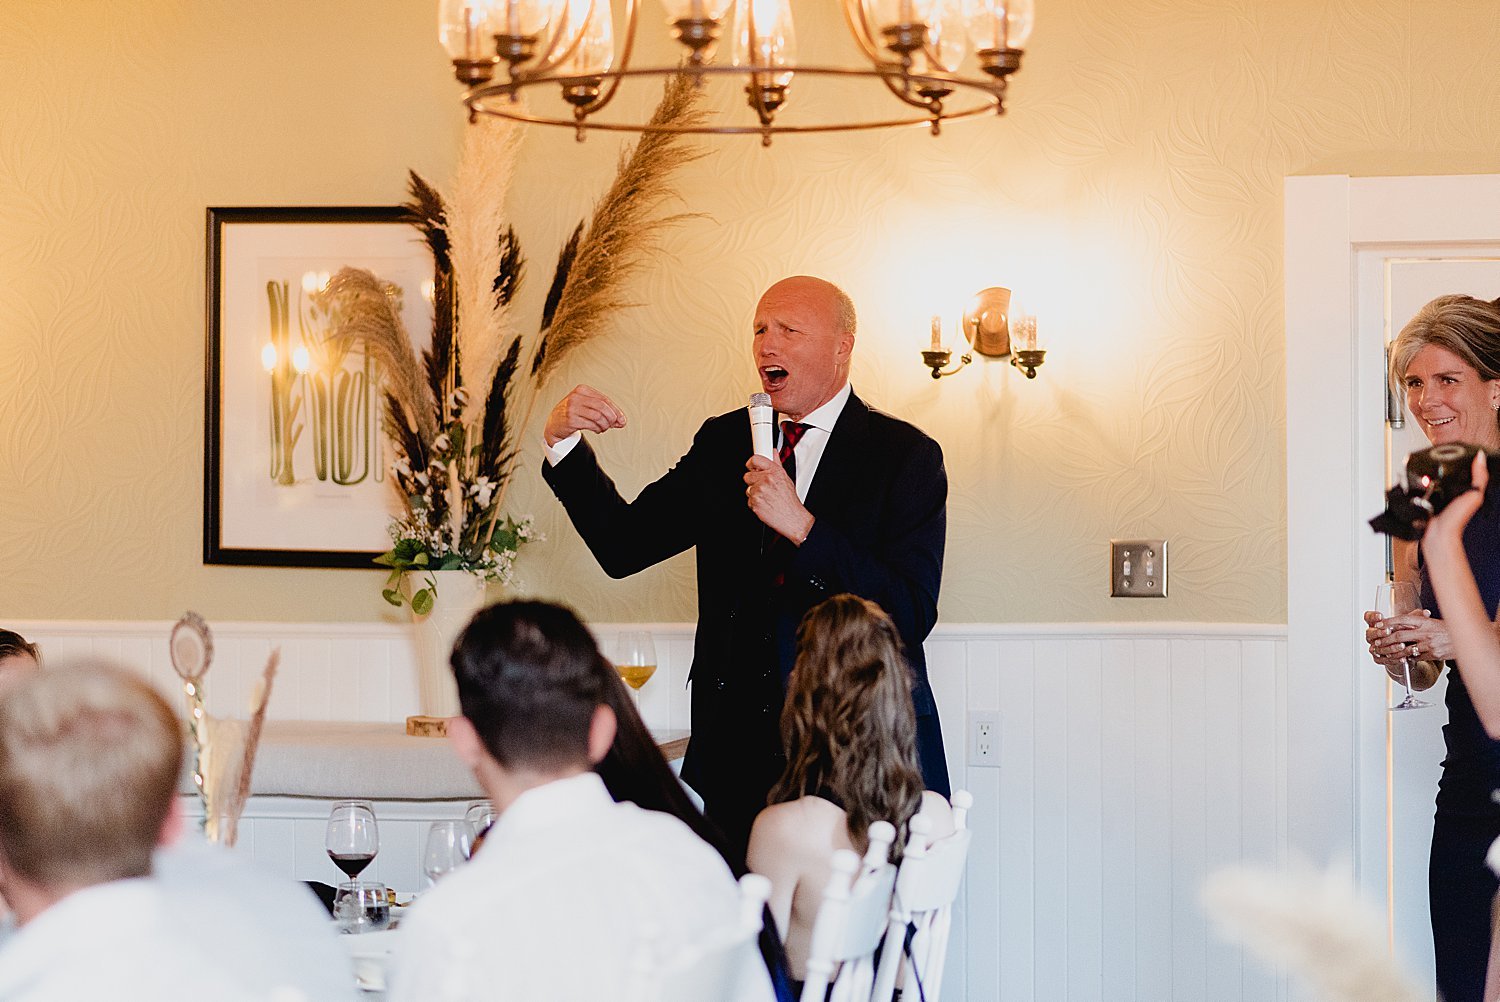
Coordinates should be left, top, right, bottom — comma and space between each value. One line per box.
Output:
965, 286, 1012, 357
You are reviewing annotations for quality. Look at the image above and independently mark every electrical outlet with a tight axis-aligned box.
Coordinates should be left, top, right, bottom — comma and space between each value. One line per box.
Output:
969, 710, 1000, 768
1110, 538, 1168, 598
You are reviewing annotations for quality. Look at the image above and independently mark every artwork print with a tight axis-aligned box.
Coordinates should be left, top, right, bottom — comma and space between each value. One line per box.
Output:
206, 207, 433, 567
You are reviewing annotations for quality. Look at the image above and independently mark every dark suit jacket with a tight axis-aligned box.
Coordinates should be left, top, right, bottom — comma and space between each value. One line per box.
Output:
542, 391, 949, 811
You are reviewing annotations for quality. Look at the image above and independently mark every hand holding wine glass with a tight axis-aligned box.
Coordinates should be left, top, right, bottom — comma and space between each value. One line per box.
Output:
1374, 580, 1434, 711
326, 800, 379, 882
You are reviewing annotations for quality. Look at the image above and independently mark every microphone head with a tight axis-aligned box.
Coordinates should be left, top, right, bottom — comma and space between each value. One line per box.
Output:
749, 392, 771, 409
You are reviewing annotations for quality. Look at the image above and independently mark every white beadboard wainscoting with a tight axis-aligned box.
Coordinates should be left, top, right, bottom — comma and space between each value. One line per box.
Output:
14, 619, 1289, 1001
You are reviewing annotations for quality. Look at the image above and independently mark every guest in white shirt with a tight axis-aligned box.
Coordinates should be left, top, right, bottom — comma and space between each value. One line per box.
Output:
389, 600, 776, 1002
0, 661, 354, 1002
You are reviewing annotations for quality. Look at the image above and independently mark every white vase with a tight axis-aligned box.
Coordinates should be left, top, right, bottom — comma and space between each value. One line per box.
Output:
409, 570, 489, 719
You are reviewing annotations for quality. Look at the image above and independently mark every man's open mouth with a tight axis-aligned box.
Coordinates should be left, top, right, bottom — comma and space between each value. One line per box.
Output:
760, 366, 789, 392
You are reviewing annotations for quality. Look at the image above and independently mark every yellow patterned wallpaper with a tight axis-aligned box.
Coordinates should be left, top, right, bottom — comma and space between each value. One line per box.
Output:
4, 0, 1498, 625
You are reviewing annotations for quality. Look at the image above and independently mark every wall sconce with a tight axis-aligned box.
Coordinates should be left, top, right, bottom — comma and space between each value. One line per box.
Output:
921, 286, 1046, 380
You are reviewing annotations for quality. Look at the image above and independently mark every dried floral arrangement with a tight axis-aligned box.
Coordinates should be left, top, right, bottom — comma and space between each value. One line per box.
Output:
169, 612, 278, 847
323, 74, 705, 613
1201, 860, 1424, 1002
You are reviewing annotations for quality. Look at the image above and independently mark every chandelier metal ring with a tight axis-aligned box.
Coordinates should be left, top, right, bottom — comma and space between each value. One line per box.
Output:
465, 63, 1007, 138
439, 0, 1034, 144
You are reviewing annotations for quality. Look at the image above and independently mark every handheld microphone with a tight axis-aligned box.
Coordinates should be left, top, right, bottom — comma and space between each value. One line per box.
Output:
748, 392, 775, 460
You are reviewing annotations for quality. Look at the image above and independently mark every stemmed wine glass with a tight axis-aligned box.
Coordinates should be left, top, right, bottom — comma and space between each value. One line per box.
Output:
326, 800, 379, 882
1375, 580, 1435, 711
613, 631, 658, 708
423, 820, 473, 889
464, 800, 497, 840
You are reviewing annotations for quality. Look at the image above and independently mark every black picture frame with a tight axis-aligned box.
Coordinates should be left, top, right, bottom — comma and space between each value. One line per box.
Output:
205, 206, 430, 568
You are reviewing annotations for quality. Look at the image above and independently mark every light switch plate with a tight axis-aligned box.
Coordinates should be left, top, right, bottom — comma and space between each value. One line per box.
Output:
1111, 539, 1167, 598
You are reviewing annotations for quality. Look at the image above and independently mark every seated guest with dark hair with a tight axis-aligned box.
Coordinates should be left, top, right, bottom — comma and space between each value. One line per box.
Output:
747, 595, 955, 983
391, 600, 775, 1002
0, 662, 353, 1001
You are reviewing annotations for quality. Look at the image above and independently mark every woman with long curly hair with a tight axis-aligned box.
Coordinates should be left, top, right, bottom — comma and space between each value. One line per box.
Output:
746, 594, 954, 982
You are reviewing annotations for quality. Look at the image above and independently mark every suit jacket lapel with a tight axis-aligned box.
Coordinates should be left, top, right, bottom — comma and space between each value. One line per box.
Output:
803, 391, 869, 519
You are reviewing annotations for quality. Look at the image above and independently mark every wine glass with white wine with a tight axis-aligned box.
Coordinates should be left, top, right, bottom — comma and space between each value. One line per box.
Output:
613, 631, 657, 708
1374, 580, 1435, 711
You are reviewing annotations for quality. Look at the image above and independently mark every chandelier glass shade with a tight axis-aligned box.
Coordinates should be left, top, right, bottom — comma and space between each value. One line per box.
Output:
438, 0, 1033, 142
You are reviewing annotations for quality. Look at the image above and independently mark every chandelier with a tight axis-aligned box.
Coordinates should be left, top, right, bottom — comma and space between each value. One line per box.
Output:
438, 0, 1033, 144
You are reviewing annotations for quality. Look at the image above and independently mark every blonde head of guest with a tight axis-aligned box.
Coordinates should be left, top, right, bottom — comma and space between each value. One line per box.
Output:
1390, 294, 1500, 451
0, 662, 183, 924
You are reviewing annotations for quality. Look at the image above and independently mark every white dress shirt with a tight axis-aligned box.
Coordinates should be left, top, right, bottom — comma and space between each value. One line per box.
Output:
0, 878, 266, 1002
778, 381, 850, 502
389, 771, 775, 1002
0, 839, 356, 1002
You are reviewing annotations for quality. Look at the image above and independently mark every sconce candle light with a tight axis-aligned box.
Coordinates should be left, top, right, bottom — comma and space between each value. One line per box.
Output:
921, 286, 1045, 379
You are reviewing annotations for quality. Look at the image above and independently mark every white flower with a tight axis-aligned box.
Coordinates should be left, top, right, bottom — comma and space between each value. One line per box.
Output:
472, 477, 495, 509
415, 472, 429, 488
433, 433, 452, 453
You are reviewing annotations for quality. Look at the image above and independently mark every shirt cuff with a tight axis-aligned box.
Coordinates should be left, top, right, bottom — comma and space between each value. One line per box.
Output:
544, 432, 582, 465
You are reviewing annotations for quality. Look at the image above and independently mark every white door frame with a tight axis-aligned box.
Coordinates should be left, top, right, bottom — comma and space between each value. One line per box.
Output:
1285, 172, 1500, 907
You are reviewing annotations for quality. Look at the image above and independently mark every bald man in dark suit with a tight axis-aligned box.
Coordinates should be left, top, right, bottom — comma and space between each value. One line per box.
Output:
541, 276, 948, 857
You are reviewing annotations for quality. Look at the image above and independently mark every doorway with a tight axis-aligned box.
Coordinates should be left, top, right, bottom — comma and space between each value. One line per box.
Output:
1287, 173, 1500, 993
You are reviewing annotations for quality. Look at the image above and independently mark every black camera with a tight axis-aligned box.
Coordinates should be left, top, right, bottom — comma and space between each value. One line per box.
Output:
1369, 443, 1494, 540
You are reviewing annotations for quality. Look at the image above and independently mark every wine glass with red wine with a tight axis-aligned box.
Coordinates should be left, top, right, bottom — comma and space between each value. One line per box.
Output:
326, 800, 378, 881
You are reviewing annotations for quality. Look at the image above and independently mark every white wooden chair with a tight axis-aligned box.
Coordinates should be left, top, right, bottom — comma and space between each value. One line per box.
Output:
871, 790, 974, 1002
800, 820, 898, 1002
627, 872, 773, 1002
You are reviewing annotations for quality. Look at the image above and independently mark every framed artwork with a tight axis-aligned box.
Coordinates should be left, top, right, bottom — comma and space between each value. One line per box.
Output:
205, 206, 433, 567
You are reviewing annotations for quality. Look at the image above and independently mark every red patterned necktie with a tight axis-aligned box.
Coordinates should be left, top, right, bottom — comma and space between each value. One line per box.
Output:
779, 421, 809, 484
766, 421, 810, 586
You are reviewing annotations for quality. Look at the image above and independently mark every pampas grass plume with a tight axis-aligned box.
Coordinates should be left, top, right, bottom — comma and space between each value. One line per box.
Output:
448, 115, 524, 415
1201, 860, 1424, 1002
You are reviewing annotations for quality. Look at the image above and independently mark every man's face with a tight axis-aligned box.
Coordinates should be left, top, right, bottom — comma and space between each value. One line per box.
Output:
753, 278, 854, 422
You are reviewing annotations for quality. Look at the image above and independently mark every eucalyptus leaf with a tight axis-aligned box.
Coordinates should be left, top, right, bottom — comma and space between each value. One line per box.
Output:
411, 588, 435, 616
381, 588, 404, 607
